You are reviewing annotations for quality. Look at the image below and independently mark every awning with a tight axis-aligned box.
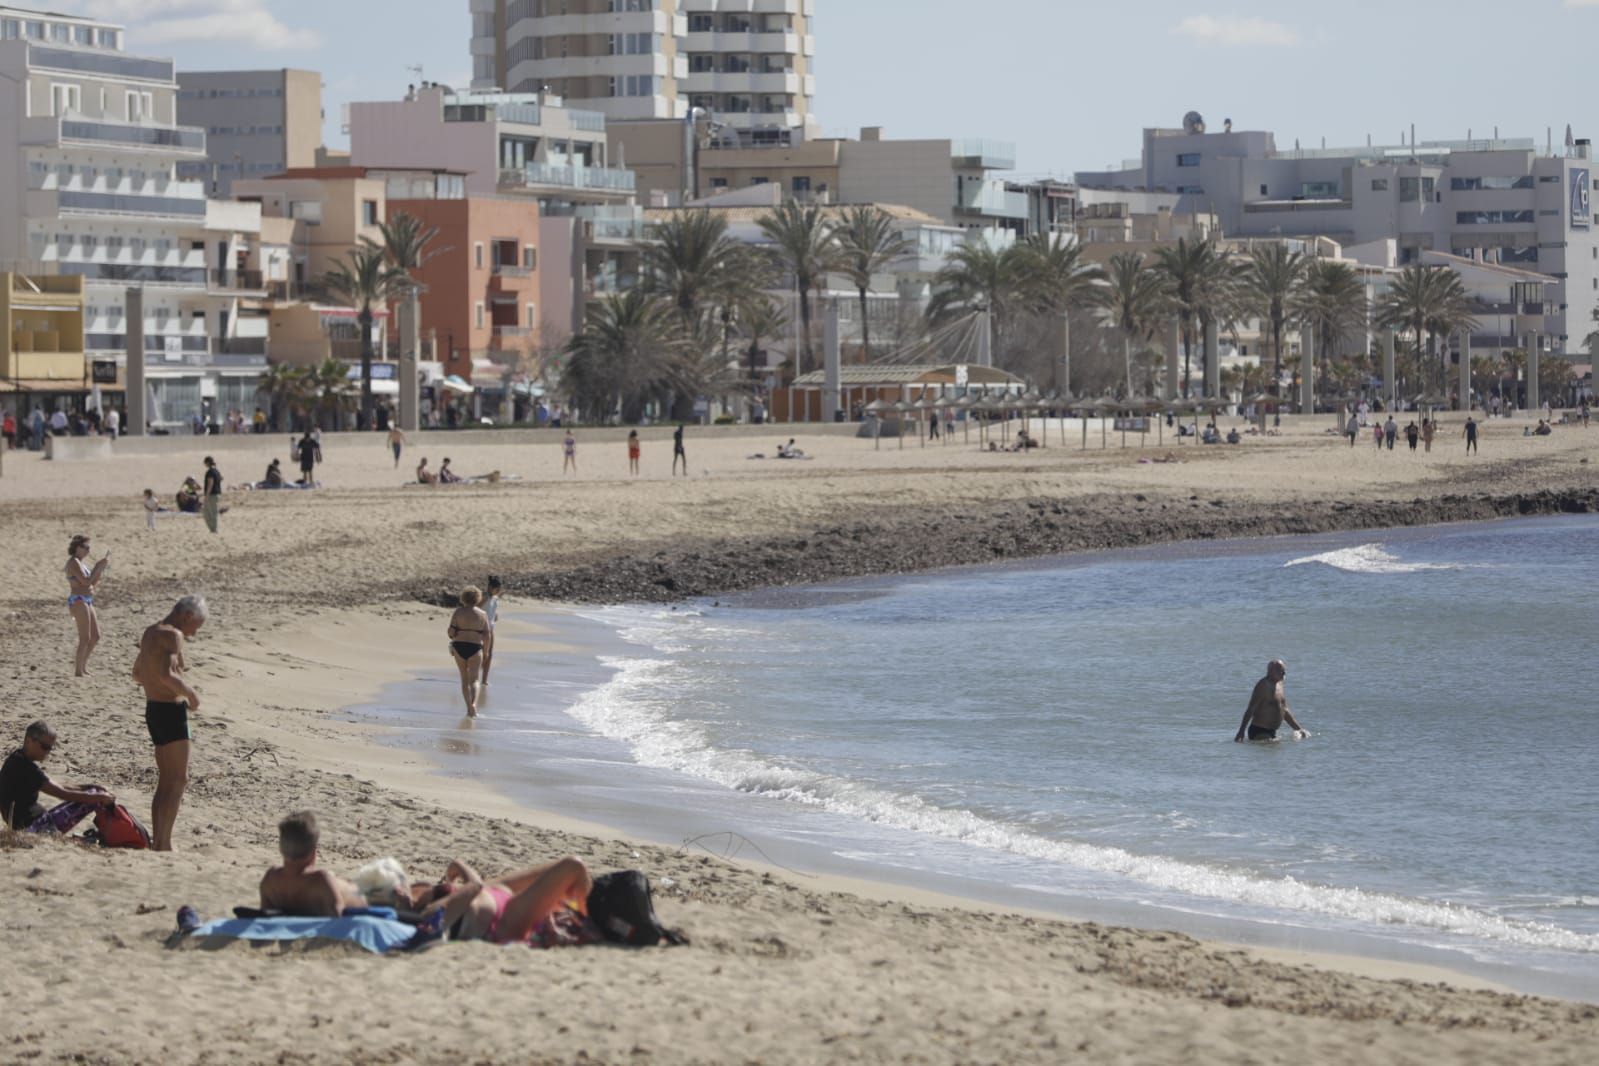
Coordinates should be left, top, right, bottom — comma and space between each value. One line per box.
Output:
439, 375, 474, 394
0, 379, 95, 393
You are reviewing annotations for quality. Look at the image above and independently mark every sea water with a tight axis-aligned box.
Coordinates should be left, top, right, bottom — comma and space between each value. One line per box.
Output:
377, 516, 1599, 998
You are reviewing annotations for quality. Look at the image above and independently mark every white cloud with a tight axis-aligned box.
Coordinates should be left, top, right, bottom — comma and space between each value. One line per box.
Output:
52, 1, 321, 51
1565, 1, 1599, 8
1171, 15, 1300, 47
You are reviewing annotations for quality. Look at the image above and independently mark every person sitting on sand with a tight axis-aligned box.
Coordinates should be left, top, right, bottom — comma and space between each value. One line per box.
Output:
409, 855, 594, 946
416, 458, 438, 485
175, 477, 202, 513
776, 440, 793, 458
1, 720, 115, 833
263, 459, 285, 488
438, 457, 463, 485
1234, 659, 1306, 742
1225, 427, 1241, 445
1534, 420, 1552, 436
259, 811, 367, 917
1201, 424, 1221, 445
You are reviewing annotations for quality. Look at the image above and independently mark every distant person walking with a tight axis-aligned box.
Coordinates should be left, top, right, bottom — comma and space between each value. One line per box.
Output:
1422, 418, 1435, 453
387, 426, 407, 468
672, 424, 687, 476
296, 431, 321, 485
1372, 421, 1383, 449
104, 406, 119, 439
65, 534, 109, 676
201, 456, 223, 534
562, 430, 577, 475
627, 430, 641, 476
1405, 421, 1420, 452
481, 576, 502, 687
1346, 413, 1359, 447
1463, 415, 1479, 455
1383, 415, 1397, 450
1234, 659, 1306, 742
133, 595, 207, 851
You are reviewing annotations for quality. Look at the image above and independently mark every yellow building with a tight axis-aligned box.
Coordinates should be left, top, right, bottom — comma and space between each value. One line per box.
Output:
2, 273, 89, 406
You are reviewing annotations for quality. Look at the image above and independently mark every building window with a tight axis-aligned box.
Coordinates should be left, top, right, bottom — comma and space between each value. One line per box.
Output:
526, 303, 536, 327
792, 176, 811, 195
1450, 175, 1534, 191
523, 246, 537, 270
25, 21, 44, 39
475, 302, 484, 328
474, 243, 484, 269
73, 25, 91, 44
688, 13, 713, 31
126, 91, 153, 121
1259, 184, 1268, 196
689, 54, 715, 73
751, 177, 769, 185
709, 177, 728, 189
1301, 182, 1337, 198
49, 22, 69, 41
1, 19, 18, 39
50, 83, 81, 117
1176, 185, 1203, 195
1176, 153, 1200, 167
1456, 210, 1535, 225
1370, 178, 1389, 192
1398, 177, 1435, 203
362, 200, 378, 226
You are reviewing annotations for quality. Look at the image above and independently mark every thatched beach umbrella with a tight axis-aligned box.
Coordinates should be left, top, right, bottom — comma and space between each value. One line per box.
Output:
892, 400, 914, 450
912, 396, 936, 447
1124, 396, 1162, 447
863, 399, 886, 450
932, 396, 953, 446
956, 394, 977, 445
1090, 396, 1119, 449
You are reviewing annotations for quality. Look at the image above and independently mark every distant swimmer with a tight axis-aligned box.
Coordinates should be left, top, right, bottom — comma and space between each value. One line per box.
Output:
1234, 659, 1306, 742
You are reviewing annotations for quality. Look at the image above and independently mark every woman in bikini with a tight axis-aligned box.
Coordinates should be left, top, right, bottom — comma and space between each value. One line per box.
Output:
447, 586, 490, 717
65, 534, 110, 677
412, 855, 593, 946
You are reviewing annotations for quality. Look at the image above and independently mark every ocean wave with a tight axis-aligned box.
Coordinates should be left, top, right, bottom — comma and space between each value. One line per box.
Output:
564, 652, 1599, 957
1283, 543, 1460, 575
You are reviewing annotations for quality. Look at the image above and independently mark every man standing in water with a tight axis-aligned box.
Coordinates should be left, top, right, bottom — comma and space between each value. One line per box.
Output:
132, 595, 207, 850
1234, 659, 1306, 742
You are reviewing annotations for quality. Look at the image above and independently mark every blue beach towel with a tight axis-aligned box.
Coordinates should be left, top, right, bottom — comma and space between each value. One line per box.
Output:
190, 909, 417, 954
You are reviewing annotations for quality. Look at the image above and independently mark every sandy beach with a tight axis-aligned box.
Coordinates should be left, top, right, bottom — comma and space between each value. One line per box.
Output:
3, 415, 1598, 1065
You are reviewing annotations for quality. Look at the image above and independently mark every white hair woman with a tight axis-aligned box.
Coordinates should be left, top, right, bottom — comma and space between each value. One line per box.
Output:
447, 586, 490, 717
65, 534, 109, 676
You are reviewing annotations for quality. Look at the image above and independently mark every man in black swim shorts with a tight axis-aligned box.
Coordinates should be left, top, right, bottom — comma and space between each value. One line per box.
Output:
132, 595, 207, 851
1234, 659, 1306, 743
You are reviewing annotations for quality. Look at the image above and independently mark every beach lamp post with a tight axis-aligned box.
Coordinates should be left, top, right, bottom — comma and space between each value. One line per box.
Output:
864, 399, 884, 450
1094, 396, 1118, 449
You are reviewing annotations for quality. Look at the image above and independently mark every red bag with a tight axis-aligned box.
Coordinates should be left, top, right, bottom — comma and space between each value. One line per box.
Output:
93, 803, 152, 849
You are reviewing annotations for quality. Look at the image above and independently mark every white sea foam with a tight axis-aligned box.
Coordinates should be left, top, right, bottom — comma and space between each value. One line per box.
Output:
566, 637, 1599, 957
1283, 543, 1460, 574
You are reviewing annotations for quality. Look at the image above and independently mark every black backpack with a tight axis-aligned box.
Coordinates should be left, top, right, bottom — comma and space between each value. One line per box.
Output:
586, 870, 688, 947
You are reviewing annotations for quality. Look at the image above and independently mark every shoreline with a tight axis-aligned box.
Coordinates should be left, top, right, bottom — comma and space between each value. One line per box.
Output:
6, 429, 1599, 1063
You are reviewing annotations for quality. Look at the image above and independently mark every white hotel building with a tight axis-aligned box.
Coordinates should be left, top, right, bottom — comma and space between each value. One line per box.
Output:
0, 5, 269, 426
1078, 121, 1599, 358
470, 0, 817, 145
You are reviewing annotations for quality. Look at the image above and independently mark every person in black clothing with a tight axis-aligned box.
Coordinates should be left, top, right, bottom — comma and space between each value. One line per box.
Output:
201, 456, 223, 534
296, 432, 321, 485
1405, 421, 1420, 451
672, 424, 687, 477
1463, 416, 1479, 454
1, 721, 113, 833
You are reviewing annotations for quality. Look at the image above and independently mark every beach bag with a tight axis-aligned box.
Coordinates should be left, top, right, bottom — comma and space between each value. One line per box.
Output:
93, 803, 151, 849
585, 870, 688, 947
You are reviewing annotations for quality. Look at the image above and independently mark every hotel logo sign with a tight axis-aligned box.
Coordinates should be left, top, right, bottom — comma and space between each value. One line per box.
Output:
1572, 169, 1591, 229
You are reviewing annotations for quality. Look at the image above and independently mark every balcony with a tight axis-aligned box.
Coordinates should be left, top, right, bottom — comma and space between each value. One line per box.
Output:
492, 263, 534, 278
954, 183, 1027, 220
500, 162, 637, 195
57, 190, 207, 219
492, 325, 532, 339
58, 262, 208, 286
27, 45, 174, 83
207, 269, 266, 293
58, 119, 206, 156
951, 139, 1016, 171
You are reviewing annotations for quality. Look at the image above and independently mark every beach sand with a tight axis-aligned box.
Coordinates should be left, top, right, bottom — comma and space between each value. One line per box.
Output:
2, 416, 1597, 1064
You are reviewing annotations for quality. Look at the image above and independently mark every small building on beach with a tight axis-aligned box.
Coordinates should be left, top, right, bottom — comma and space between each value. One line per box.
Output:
774, 363, 1023, 423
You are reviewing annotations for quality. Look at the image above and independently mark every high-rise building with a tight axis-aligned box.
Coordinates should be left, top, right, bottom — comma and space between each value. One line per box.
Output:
0, 4, 271, 427
175, 69, 323, 197
469, 0, 817, 143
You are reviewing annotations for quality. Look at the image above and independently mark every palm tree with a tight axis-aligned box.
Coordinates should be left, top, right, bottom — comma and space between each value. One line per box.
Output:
1152, 235, 1232, 397
927, 239, 1029, 363
833, 205, 910, 361
757, 200, 839, 376
1294, 260, 1367, 404
1243, 243, 1307, 398
380, 211, 446, 277
642, 209, 749, 325
257, 362, 307, 432
739, 293, 788, 388
319, 241, 410, 426
1376, 265, 1472, 395
563, 290, 689, 423
1097, 252, 1169, 397
1021, 234, 1103, 315
304, 357, 353, 431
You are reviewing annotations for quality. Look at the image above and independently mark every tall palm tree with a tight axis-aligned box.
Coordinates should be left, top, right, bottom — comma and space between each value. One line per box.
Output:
833, 205, 910, 361
319, 241, 410, 426
757, 200, 839, 376
1152, 235, 1232, 397
739, 292, 788, 387
1243, 243, 1307, 398
380, 211, 446, 276
1097, 252, 1169, 397
563, 290, 688, 423
1020, 233, 1103, 315
1294, 260, 1367, 403
642, 209, 749, 325
1376, 265, 1472, 395
926, 239, 1029, 363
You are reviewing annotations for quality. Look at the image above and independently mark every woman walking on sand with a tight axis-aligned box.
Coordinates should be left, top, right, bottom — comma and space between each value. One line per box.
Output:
627, 430, 640, 476
481, 576, 503, 687
447, 586, 491, 717
563, 430, 577, 475
65, 534, 109, 676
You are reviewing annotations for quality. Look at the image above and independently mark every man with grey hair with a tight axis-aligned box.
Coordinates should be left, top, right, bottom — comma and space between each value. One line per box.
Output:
132, 595, 207, 850
1234, 659, 1307, 742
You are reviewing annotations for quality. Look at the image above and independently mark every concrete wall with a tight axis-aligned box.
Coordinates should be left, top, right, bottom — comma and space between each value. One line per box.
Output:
837, 140, 953, 225
349, 95, 501, 198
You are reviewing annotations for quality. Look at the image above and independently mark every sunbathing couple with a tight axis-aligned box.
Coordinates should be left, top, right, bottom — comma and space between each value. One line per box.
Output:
416, 457, 501, 485
260, 811, 592, 946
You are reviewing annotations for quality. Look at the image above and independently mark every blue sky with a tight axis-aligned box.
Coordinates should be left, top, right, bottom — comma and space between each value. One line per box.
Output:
49, 1, 1599, 178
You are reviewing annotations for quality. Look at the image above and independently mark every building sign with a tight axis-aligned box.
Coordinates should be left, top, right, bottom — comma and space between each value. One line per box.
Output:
1572, 169, 1591, 230
955, 364, 969, 387
90, 360, 117, 384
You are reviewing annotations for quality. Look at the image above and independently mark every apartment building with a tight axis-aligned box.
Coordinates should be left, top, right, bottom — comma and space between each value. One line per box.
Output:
175, 69, 322, 196
0, 4, 271, 428
1, 271, 84, 418
1077, 120, 1599, 356
469, 0, 817, 143
349, 85, 642, 347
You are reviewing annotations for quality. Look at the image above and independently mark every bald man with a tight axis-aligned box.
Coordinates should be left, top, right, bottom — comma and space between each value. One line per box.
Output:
1235, 659, 1306, 742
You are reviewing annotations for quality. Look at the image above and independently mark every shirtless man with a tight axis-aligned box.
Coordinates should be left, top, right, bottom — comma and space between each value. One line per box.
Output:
259, 811, 366, 917
1234, 659, 1306, 742
132, 595, 206, 850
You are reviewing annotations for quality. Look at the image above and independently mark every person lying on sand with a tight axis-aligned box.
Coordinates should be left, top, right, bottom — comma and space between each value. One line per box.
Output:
1, 720, 115, 833
408, 856, 594, 946
259, 811, 367, 917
